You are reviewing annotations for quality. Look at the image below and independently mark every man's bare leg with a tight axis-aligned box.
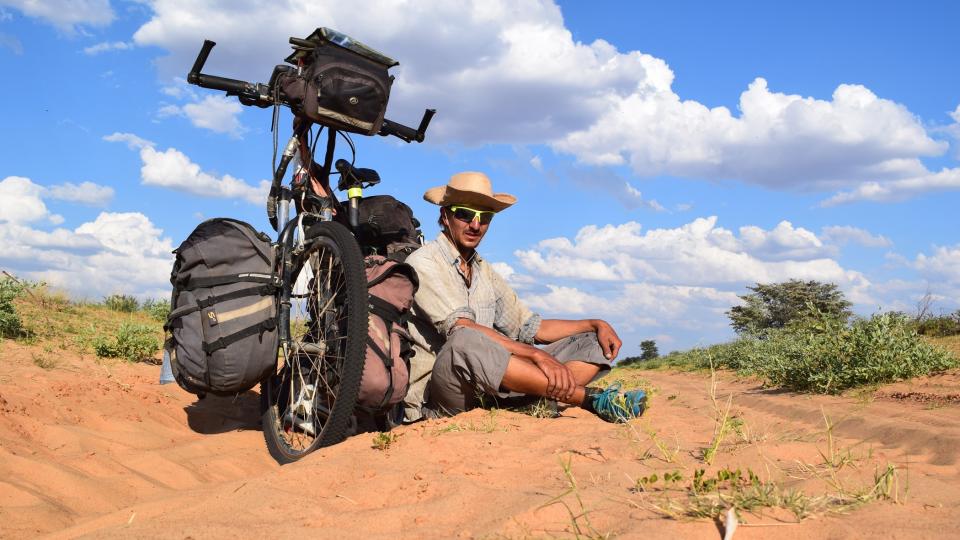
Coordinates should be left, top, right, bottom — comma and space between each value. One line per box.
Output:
500, 356, 588, 405
565, 360, 600, 386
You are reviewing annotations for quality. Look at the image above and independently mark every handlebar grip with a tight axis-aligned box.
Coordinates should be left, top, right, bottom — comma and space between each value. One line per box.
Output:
379, 119, 418, 142
188, 40, 216, 85
379, 109, 436, 143
191, 74, 253, 95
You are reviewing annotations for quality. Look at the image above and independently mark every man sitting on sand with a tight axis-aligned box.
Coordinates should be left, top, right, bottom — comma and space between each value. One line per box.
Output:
403, 171, 647, 423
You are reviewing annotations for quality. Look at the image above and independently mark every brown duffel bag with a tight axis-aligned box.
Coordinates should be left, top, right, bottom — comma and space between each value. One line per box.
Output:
357, 255, 418, 412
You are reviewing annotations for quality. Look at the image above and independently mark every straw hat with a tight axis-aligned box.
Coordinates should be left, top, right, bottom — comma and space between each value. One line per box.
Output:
423, 171, 516, 212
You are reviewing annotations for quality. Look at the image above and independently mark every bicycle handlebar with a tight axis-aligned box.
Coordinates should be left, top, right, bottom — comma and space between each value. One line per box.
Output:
187, 40, 272, 107
186, 40, 435, 142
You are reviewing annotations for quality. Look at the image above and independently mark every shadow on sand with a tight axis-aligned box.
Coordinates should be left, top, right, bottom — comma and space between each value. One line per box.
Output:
184, 391, 262, 434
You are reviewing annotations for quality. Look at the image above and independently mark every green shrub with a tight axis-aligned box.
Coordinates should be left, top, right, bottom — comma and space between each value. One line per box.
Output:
141, 298, 171, 322
914, 311, 960, 337
0, 276, 27, 338
644, 312, 956, 394
104, 294, 139, 313
94, 323, 160, 362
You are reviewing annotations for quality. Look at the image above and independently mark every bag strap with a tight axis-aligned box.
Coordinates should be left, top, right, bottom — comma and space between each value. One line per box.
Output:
177, 272, 276, 291
366, 335, 394, 411
202, 318, 277, 355
369, 295, 408, 326
165, 284, 276, 326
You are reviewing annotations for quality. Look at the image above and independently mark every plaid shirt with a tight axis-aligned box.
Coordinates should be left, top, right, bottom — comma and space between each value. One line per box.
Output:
403, 233, 541, 419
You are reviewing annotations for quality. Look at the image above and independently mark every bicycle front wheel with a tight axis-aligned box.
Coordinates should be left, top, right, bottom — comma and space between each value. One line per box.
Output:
261, 221, 367, 463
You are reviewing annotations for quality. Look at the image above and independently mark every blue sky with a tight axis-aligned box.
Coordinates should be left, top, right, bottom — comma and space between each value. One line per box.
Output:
1, 0, 958, 355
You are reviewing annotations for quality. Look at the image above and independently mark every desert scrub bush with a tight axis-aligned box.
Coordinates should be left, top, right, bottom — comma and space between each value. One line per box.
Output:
755, 312, 955, 393
94, 322, 160, 362
104, 294, 139, 313
914, 311, 960, 337
0, 275, 28, 338
642, 312, 956, 394
141, 298, 171, 322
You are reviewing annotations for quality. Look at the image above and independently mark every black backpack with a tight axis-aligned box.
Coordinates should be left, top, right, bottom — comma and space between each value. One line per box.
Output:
356, 195, 423, 260
279, 28, 395, 136
165, 218, 279, 396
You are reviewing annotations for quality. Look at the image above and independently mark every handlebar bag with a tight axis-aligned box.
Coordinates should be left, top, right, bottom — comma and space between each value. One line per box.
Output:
165, 218, 279, 396
280, 42, 394, 136
357, 256, 419, 412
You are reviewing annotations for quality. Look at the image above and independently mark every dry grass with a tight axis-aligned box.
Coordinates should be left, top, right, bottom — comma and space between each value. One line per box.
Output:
12, 284, 163, 360
927, 334, 960, 359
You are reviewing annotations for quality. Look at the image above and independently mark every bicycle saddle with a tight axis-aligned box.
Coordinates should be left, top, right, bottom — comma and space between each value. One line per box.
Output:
335, 159, 381, 191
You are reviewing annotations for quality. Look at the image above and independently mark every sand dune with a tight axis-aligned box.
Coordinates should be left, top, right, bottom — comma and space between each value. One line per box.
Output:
1, 340, 958, 539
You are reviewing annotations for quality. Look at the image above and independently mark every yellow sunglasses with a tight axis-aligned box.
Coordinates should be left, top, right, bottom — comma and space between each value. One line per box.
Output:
449, 205, 496, 225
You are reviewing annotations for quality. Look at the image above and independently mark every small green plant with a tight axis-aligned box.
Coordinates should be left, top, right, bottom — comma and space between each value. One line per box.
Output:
94, 323, 160, 362
372, 431, 398, 451
141, 298, 171, 322
701, 365, 736, 464
793, 408, 874, 497
0, 275, 28, 338
433, 409, 505, 435
867, 464, 903, 503
540, 455, 609, 539
633, 424, 681, 464
104, 294, 139, 313
634, 470, 683, 492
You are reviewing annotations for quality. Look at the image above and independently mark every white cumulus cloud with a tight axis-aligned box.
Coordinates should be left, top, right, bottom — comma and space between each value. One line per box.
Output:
45, 181, 114, 206
508, 216, 901, 349
0, 176, 64, 224
0, 212, 174, 299
105, 132, 268, 203
83, 40, 133, 55
127, 0, 960, 203
516, 217, 870, 291
914, 245, 960, 285
0, 176, 174, 298
821, 225, 892, 248
0, 0, 114, 32
162, 95, 246, 137
819, 167, 960, 206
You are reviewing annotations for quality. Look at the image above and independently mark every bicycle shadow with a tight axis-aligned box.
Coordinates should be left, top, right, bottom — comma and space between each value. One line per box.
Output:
184, 391, 262, 434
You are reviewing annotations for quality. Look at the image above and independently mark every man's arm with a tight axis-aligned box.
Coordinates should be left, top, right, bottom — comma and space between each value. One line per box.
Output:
535, 319, 623, 360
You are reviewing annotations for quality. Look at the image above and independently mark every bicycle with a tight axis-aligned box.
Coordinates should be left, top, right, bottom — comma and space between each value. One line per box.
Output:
186, 29, 434, 463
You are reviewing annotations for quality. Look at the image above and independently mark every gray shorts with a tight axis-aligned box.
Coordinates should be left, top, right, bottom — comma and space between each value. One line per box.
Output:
424, 328, 612, 416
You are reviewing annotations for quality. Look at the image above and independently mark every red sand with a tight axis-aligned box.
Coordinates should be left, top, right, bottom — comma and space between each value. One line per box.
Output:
1, 340, 958, 539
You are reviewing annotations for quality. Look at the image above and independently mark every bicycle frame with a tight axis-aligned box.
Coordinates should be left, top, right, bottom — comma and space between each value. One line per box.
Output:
185, 31, 432, 458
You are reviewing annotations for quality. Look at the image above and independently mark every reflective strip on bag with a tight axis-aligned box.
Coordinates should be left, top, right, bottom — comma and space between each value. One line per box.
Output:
315, 105, 374, 131
214, 297, 274, 324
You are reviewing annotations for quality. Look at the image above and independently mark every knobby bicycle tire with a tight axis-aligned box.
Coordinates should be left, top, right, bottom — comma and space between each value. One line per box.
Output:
260, 221, 368, 464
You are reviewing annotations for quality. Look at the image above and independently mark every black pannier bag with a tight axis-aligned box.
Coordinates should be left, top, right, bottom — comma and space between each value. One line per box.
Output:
165, 218, 279, 396
279, 27, 397, 136
356, 194, 424, 260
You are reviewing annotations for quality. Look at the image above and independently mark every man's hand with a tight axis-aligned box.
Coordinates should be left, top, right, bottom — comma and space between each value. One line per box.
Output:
593, 320, 622, 360
531, 350, 576, 400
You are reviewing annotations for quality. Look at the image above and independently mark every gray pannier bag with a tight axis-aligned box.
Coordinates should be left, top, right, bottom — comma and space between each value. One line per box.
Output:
165, 218, 279, 396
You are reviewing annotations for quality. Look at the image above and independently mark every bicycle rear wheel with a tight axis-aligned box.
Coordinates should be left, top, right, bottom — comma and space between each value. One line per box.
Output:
261, 221, 367, 463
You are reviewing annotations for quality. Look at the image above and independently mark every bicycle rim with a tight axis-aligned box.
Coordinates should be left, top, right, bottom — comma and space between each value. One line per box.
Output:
261, 221, 367, 463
